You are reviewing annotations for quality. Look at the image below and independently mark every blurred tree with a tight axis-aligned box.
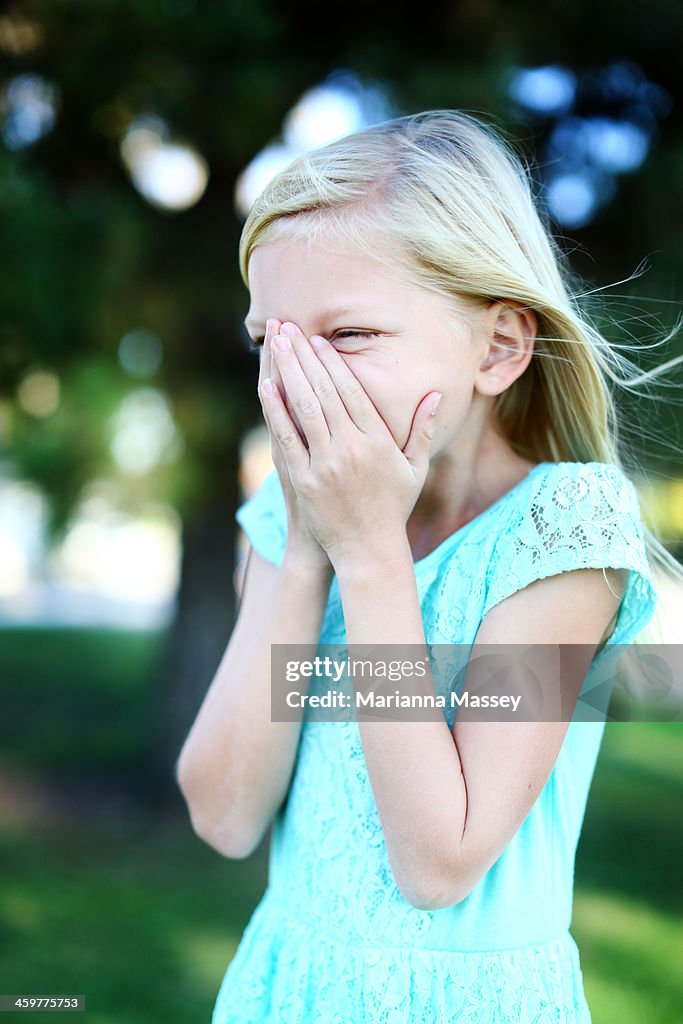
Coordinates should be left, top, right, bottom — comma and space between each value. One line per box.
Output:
1, 0, 681, 803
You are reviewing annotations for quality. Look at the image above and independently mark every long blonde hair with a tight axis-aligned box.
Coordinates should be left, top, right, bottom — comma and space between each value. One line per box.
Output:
239, 109, 683, 706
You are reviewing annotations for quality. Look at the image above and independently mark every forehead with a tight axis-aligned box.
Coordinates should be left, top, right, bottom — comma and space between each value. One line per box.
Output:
246, 232, 411, 317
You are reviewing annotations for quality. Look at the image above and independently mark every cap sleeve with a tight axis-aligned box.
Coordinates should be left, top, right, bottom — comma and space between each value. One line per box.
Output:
482, 461, 657, 646
235, 468, 288, 567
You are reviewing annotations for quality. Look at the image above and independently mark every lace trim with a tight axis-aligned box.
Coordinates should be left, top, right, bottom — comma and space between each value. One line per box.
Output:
482, 461, 656, 645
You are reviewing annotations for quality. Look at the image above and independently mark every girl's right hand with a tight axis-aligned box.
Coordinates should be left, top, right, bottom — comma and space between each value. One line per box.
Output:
258, 318, 332, 575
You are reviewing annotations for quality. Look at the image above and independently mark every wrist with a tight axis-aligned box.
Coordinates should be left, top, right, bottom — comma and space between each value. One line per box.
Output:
329, 530, 412, 580
282, 539, 334, 578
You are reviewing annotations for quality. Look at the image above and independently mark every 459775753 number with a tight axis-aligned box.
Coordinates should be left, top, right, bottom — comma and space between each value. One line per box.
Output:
0, 995, 85, 1012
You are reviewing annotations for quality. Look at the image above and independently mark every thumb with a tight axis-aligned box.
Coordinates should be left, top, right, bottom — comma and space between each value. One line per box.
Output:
402, 392, 442, 469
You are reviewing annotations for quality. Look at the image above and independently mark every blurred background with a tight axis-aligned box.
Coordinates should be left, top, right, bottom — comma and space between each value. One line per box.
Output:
1, 1, 682, 1021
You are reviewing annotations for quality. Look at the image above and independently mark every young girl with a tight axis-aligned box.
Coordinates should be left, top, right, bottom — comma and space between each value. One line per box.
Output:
177, 110, 682, 1023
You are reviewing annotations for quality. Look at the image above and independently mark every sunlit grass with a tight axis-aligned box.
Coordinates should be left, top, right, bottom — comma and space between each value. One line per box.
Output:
575, 890, 683, 1023
572, 721, 683, 1024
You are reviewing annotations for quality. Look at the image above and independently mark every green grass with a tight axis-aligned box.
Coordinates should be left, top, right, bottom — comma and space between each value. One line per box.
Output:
1, 629, 681, 1022
0, 809, 269, 1023
573, 722, 683, 1023
0, 627, 166, 778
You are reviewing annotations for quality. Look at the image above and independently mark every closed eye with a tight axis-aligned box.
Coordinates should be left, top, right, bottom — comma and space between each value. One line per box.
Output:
331, 329, 380, 341
247, 328, 380, 351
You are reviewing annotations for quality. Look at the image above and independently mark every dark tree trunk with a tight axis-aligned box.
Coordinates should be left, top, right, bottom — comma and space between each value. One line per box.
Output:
143, 436, 242, 808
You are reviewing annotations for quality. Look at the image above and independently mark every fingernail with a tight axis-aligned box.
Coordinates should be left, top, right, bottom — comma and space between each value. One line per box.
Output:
281, 322, 298, 338
429, 393, 443, 416
310, 335, 326, 348
273, 335, 291, 351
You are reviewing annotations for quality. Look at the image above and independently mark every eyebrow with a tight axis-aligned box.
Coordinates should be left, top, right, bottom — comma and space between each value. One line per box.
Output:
243, 304, 383, 333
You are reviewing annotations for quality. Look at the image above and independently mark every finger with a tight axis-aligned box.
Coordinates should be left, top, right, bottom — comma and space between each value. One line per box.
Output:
268, 344, 309, 449
264, 319, 313, 452
266, 322, 286, 403
306, 333, 391, 435
264, 324, 313, 450
260, 319, 297, 445
258, 321, 288, 448
257, 319, 275, 427
402, 392, 442, 472
279, 322, 355, 439
259, 374, 309, 474
259, 318, 280, 393
271, 331, 332, 456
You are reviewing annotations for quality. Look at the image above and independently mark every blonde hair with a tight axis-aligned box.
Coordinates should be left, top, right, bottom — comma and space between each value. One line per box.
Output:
239, 109, 683, 708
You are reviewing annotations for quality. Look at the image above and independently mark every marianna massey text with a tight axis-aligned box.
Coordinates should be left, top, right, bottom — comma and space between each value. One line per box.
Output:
285, 690, 522, 712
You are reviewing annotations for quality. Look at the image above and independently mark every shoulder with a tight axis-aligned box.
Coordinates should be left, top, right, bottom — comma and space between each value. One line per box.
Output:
521, 459, 641, 524
489, 459, 648, 575
481, 460, 656, 646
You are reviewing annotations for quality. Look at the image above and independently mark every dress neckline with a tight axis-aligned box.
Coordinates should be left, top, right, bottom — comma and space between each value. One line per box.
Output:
412, 461, 551, 573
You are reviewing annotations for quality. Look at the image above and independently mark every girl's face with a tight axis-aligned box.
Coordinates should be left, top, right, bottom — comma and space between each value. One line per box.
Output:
244, 230, 497, 454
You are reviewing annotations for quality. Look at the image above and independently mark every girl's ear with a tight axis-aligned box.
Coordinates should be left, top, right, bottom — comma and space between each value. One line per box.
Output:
475, 301, 536, 396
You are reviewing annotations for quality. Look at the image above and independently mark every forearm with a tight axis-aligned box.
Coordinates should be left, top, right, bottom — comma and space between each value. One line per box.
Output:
177, 548, 333, 858
333, 535, 467, 909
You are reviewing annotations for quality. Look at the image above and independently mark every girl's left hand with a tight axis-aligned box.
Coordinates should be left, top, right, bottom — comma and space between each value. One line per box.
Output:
260, 321, 442, 569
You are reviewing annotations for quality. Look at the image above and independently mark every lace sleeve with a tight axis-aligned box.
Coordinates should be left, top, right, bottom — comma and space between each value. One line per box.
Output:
482, 461, 657, 647
235, 468, 288, 567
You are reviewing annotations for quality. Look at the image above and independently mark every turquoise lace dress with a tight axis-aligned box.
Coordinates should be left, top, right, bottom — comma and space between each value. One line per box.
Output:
212, 460, 657, 1023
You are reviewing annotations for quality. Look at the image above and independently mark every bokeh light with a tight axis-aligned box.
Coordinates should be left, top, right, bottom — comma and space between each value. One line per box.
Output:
508, 65, 577, 115
0, 480, 47, 597
581, 117, 651, 173
234, 144, 296, 218
120, 113, 209, 211
544, 172, 600, 229
118, 329, 164, 378
17, 369, 60, 418
50, 494, 180, 607
109, 388, 183, 476
548, 116, 651, 174
507, 59, 671, 228
1, 73, 58, 149
0, 12, 43, 55
0, 473, 180, 627
283, 84, 366, 151
234, 69, 393, 218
